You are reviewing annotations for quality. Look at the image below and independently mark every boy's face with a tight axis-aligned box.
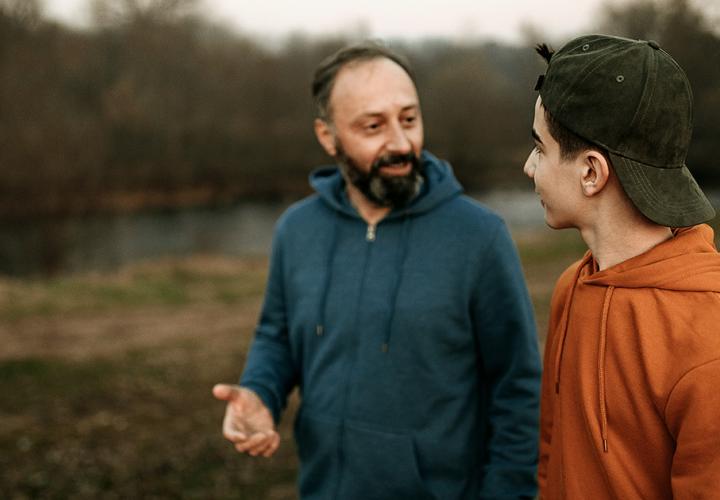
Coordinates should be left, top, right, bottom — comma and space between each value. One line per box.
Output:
524, 97, 585, 230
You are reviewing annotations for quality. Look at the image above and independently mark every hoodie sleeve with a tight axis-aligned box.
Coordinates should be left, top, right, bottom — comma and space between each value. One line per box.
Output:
537, 325, 557, 495
665, 358, 720, 499
473, 221, 542, 499
239, 221, 298, 424
538, 263, 577, 495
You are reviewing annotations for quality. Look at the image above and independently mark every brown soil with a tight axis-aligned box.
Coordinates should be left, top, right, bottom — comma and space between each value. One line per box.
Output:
0, 300, 262, 362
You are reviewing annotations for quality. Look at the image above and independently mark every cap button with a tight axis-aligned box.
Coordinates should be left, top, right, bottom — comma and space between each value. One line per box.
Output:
647, 40, 660, 50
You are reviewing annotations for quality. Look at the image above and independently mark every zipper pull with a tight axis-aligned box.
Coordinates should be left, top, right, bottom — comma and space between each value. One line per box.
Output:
366, 223, 376, 242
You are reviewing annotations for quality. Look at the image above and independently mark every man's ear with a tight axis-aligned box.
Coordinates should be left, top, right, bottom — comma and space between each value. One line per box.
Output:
580, 150, 611, 197
314, 118, 336, 156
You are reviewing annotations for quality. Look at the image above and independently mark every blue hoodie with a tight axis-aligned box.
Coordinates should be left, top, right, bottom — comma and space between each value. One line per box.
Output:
241, 151, 541, 499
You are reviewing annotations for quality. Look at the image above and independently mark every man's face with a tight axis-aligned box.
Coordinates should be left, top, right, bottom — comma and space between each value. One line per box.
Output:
524, 97, 583, 229
317, 57, 425, 207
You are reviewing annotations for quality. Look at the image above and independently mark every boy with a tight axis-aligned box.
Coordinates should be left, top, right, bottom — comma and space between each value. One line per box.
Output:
525, 34, 720, 499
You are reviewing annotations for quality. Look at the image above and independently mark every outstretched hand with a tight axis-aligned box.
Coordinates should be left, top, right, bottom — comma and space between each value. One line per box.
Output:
212, 384, 280, 458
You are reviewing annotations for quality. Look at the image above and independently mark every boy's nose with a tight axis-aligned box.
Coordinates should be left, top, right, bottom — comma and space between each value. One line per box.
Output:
524, 150, 537, 179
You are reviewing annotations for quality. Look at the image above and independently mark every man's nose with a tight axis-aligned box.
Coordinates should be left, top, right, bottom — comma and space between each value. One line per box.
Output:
386, 122, 412, 153
523, 150, 537, 179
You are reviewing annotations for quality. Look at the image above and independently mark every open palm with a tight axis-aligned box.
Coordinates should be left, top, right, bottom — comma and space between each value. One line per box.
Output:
212, 384, 280, 457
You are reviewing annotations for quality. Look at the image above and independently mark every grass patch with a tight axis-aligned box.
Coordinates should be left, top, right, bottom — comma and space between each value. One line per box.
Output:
513, 227, 587, 342
0, 339, 300, 499
0, 256, 268, 321
0, 232, 623, 498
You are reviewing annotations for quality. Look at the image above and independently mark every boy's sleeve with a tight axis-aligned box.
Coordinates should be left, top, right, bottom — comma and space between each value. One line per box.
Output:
665, 358, 720, 499
538, 262, 578, 497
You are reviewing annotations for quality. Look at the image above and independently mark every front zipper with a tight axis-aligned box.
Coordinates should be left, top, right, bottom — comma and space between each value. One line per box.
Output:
333, 228, 375, 499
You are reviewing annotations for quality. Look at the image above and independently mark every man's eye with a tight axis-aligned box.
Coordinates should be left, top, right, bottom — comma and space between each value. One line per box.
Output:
365, 123, 380, 131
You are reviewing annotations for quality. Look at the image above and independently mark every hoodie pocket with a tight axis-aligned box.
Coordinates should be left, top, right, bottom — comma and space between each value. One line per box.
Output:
295, 412, 341, 500
339, 421, 437, 500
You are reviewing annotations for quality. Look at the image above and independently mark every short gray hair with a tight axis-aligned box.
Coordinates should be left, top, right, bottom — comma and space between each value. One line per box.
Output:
311, 41, 416, 121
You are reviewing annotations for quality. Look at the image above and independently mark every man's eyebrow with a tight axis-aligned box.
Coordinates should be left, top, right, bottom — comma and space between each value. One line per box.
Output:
532, 129, 543, 144
354, 104, 420, 121
356, 112, 384, 119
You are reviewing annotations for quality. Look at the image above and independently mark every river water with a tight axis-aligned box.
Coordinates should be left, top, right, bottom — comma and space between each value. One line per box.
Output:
1, 189, 717, 276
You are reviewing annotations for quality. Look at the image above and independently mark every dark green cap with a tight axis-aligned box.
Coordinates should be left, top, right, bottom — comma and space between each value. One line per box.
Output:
537, 34, 715, 227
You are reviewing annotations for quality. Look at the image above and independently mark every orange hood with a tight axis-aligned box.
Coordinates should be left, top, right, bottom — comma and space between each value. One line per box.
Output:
582, 224, 720, 292
552, 224, 720, 452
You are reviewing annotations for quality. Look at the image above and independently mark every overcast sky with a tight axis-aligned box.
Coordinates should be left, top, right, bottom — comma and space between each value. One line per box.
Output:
42, 0, 614, 44
42, 0, 719, 45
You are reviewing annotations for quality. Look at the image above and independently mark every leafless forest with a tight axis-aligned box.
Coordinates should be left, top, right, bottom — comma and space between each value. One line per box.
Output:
1, 0, 718, 219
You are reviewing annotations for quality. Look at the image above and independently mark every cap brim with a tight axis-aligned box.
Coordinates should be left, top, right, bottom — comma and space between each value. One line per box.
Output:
609, 152, 716, 227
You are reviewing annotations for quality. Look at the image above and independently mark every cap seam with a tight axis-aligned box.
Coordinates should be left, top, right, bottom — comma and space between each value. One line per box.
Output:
610, 149, 684, 169
625, 165, 699, 210
620, 157, 708, 212
553, 43, 628, 117
620, 44, 657, 152
664, 50, 694, 126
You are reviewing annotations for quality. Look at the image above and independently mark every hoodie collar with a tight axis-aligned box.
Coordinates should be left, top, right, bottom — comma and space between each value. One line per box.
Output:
581, 225, 720, 292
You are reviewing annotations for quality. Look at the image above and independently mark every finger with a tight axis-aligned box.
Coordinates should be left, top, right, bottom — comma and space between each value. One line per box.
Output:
222, 412, 248, 442
260, 433, 281, 458
237, 432, 270, 454
212, 383, 241, 402
223, 427, 248, 443
235, 432, 271, 454
248, 431, 278, 457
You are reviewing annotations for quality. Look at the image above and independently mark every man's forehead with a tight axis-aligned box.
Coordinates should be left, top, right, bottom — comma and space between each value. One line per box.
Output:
329, 58, 418, 112
334, 57, 409, 84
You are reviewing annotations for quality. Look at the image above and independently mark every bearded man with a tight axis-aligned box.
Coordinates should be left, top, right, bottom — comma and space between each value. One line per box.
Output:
213, 42, 541, 500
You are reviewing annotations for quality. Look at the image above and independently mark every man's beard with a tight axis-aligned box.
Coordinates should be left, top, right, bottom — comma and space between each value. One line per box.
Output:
335, 143, 424, 208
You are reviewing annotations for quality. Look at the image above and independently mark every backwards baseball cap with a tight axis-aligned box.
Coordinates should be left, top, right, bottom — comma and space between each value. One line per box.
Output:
535, 34, 715, 227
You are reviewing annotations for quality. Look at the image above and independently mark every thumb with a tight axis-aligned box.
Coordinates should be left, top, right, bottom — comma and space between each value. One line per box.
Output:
212, 383, 242, 402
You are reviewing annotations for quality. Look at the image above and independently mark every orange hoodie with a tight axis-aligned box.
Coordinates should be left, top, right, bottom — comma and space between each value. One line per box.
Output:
539, 224, 720, 499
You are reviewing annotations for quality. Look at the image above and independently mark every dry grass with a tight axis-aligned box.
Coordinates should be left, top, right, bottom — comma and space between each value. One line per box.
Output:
0, 229, 590, 499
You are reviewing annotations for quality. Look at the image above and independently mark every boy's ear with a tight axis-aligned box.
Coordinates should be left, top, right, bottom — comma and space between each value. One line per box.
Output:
580, 150, 611, 197
314, 118, 337, 156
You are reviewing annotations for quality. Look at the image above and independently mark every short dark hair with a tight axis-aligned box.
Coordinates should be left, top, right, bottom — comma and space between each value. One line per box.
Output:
543, 106, 609, 161
536, 43, 611, 163
311, 41, 416, 121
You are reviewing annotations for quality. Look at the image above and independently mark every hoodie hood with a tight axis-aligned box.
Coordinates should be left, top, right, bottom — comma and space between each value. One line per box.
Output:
309, 150, 463, 218
582, 225, 720, 292
548, 223, 720, 460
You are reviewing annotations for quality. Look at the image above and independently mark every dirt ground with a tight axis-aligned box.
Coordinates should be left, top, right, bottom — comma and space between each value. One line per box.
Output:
0, 257, 303, 499
0, 301, 260, 361
0, 230, 588, 499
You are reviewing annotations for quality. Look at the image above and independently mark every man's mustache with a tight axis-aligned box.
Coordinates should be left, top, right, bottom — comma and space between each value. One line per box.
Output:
371, 153, 419, 171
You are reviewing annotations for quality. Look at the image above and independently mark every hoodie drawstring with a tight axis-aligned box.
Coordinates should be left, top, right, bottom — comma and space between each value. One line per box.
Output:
316, 218, 339, 337
553, 256, 589, 393
381, 215, 411, 353
598, 285, 615, 453
553, 255, 615, 454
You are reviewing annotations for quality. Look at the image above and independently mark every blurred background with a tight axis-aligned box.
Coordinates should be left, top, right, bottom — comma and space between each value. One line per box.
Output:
0, 0, 718, 498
